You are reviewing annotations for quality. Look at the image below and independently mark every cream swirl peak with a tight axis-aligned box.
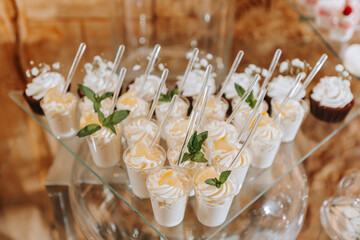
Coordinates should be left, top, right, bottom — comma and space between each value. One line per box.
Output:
155, 97, 189, 122
252, 113, 282, 142
128, 74, 168, 102
41, 87, 77, 115
212, 137, 251, 169
176, 69, 216, 97
204, 120, 238, 146
83, 55, 117, 94
311, 76, 353, 108
125, 142, 164, 169
193, 166, 235, 199
223, 73, 261, 99
124, 118, 158, 146
164, 118, 189, 147
204, 96, 228, 121
26, 72, 65, 100
116, 90, 150, 119
268, 75, 306, 100
147, 169, 191, 199
272, 98, 305, 122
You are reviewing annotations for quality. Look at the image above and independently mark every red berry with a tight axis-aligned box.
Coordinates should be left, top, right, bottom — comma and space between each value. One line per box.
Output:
343, 6, 353, 16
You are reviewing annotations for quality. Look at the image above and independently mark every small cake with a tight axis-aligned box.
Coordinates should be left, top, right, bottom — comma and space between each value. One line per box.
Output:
79, 55, 117, 97
24, 62, 65, 115
330, 5, 359, 42
128, 74, 167, 102
310, 75, 354, 123
315, 0, 345, 29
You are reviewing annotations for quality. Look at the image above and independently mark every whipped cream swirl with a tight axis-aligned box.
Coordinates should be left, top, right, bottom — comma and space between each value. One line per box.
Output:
155, 97, 189, 122
125, 144, 164, 169
128, 74, 168, 102
79, 96, 112, 115
204, 120, 238, 146
147, 169, 191, 199
212, 142, 251, 169
272, 98, 305, 122
41, 88, 77, 116
26, 72, 65, 100
267, 75, 306, 100
83, 56, 117, 94
250, 114, 282, 151
164, 118, 189, 147
223, 73, 260, 99
176, 69, 216, 97
311, 76, 353, 108
116, 91, 150, 119
124, 118, 158, 146
204, 96, 228, 121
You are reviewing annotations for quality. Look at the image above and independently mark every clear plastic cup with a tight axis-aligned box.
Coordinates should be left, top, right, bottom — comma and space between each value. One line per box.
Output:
123, 144, 166, 198
193, 166, 237, 227
271, 98, 306, 142
146, 166, 192, 227
123, 117, 159, 147
87, 129, 121, 168
250, 137, 282, 169
164, 117, 189, 149
41, 92, 78, 138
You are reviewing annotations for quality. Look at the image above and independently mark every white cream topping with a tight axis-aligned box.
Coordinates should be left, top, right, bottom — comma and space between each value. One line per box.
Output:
311, 76, 353, 108
155, 97, 189, 122
204, 96, 228, 121
25, 72, 65, 100
128, 74, 168, 102
116, 91, 150, 119
79, 97, 112, 115
267, 75, 306, 100
223, 73, 261, 99
147, 169, 190, 198
250, 114, 282, 151
193, 166, 235, 199
41, 88, 77, 116
176, 69, 216, 97
83, 56, 117, 94
272, 98, 305, 122
125, 143, 164, 169
124, 118, 158, 145
212, 142, 251, 169
90, 126, 121, 145
164, 118, 189, 144
204, 120, 238, 146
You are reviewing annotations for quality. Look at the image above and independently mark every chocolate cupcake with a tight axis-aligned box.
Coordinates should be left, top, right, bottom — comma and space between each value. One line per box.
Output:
310, 76, 354, 123
24, 71, 65, 115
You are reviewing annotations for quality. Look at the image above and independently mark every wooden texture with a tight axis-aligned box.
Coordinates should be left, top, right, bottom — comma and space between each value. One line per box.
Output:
0, 0, 359, 239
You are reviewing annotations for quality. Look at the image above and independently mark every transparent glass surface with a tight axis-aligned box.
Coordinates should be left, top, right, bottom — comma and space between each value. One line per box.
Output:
9, 90, 360, 239
288, 0, 360, 79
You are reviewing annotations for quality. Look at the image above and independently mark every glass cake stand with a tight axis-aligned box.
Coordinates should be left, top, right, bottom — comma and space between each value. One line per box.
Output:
9, 90, 360, 239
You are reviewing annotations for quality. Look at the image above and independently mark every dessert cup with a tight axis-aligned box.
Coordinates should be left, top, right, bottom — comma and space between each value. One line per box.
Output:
271, 98, 306, 142
123, 118, 159, 147
147, 167, 192, 227
86, 128, 121, 168
249, 113, 283, 168
193, 166, 237, 227
41, 88, 78, 138
124, 144, 166, 198
116, 89, 150, 124
79, 96, 112, 115
204, 119, 239, 150
155, 96, 189, 123
211, 139, 252, 194
164, 117, 189, 149
176, 69, 216, 98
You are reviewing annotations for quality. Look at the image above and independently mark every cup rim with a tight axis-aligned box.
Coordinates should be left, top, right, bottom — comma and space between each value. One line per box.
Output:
146, 166, 193, 201
123, 143, 166, 171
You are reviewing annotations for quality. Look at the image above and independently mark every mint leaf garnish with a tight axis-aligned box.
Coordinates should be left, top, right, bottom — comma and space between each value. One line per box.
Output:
159, 88, 179, 102
103, 110, 130, 126
78, 84, 96, 103
180, 131, 208, 163
235, 83, 257, 109
76, 124, 101, 137
78, 84, 113, 113
205, 170, 232, 189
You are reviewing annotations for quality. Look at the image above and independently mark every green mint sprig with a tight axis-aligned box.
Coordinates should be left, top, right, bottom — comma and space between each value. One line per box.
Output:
205, 170, 231, 189
78, 84, 112, 113
159, 88, 178, 103
235, 83, 257, 109
180, 131, 208, 163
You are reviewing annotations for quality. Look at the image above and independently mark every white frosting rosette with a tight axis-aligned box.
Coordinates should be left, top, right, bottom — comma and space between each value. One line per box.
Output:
176, 69, 216, 97
25, 72, 65, 100
128, 74, 168, 102
268, 75, 306, 100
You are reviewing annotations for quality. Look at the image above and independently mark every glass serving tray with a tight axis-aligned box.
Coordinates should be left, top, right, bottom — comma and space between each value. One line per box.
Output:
9, 90, 360, 239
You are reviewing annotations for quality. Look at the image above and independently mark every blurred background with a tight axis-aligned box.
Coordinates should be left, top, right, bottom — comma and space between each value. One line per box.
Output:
1, 0, 360, 239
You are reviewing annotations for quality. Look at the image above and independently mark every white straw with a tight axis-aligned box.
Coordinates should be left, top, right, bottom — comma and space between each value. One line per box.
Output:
176, 111, 199, 166
105, 45, 125, 92
260, 49, 282, 92
139, 45, 161, 95
110, 67, 127, 113
229, 113, 263, 169
273, 72, 305, 121
237, 89, 267, 142
147, 68, 169, 120
192, 65, 212, 112
226, 74, 261, 124
62, 42, 86, 93
216, 50, 244, 99
294, 54, 328, 100
150, 95, 178, 148
179, 48, 199, 94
